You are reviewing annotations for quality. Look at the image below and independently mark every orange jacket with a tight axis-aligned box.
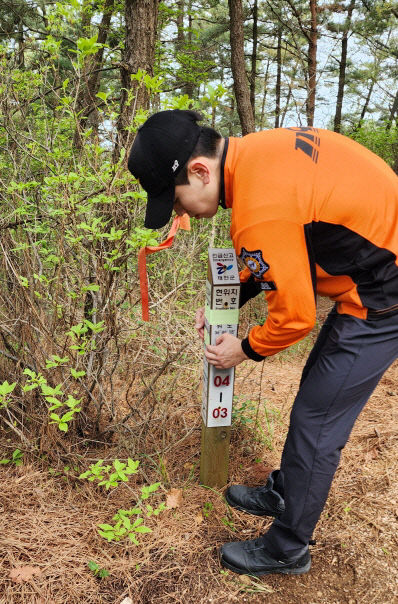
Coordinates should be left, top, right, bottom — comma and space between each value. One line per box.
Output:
222, 128, 398, 359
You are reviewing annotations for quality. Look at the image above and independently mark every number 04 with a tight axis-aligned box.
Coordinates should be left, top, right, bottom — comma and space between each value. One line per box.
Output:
214, 375, 230, 387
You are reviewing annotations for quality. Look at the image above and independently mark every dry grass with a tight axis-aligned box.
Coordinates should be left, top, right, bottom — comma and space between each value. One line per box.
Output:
1, 300, 397, 604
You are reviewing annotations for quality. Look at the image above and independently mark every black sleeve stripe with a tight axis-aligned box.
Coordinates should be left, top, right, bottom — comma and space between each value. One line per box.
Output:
304, 222, 317, 304
239, 275, 263, 307
241, 337, 266, 362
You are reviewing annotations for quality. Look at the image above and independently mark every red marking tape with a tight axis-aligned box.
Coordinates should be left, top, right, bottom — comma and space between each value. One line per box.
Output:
138, 214, 190, 321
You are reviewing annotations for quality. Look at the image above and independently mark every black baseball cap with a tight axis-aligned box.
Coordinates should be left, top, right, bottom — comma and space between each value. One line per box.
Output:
127, 110, 202, 229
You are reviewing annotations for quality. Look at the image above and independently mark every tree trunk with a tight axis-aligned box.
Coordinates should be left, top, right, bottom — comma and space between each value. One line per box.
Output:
386, 89, 398, 130
306, 0, 317, 126
176, 0, 194, 98
333, 0, 355, 133
229, 92, 235, 136
74, 0, 115, 148
280, 61, 298, 127
249, 0, 258, 118
354, 79, 375, 131
275, 26, 282, 128
176, 0, 184, 46
388, 90, 398, 176
228, 0, 255, 134
260, 59, 270, 129
183, 0, 194, 98
17, 19, 24, 68
114, 0, 159, 161
392, 146, 398, 175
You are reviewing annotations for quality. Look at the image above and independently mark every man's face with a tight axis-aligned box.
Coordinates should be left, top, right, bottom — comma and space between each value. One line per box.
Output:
173, 158, 220, 220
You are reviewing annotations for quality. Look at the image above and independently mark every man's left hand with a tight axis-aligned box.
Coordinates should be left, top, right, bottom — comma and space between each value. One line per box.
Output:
205, 333, 248, 369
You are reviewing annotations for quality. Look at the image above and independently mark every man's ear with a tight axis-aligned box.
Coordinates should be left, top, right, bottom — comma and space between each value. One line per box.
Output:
187, 158, 211, 184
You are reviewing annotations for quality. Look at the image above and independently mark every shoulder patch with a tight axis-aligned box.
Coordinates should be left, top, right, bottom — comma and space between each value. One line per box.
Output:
239, 247, 270, 278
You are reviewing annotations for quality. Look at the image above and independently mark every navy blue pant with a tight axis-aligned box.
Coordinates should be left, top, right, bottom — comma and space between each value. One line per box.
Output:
262, 307, 398, 557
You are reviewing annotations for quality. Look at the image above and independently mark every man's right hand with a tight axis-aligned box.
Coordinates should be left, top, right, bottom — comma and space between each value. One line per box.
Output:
195, 307, 205, 340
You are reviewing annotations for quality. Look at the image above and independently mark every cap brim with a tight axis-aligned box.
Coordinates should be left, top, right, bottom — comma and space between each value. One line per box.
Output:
144, 183, 175, 229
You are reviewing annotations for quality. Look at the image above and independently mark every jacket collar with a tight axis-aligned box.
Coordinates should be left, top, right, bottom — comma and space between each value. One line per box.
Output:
219, 137, 229, 209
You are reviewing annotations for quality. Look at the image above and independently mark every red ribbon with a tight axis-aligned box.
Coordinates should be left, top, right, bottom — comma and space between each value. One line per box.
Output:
138, 214, 191, 321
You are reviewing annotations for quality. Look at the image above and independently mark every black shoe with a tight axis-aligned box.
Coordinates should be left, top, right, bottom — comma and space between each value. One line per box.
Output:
220, 538, 311, 576
225, 470, 285, 517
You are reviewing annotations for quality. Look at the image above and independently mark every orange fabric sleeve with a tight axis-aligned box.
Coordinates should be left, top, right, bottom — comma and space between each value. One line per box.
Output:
239, 267, 252, 282
235, 220, 316, 357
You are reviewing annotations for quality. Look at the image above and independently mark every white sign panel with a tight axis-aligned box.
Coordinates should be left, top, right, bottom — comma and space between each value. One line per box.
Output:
205, 364, 235, 427
201, 248, 240, 428
208, 249, 240, 285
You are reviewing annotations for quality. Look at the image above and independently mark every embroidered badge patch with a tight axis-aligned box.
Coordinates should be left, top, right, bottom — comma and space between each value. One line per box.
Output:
239, 247, 270, 279
260, 281, 276, 291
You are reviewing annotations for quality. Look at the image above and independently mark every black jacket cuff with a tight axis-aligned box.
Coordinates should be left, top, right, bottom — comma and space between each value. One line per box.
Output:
241, 337, 266, 362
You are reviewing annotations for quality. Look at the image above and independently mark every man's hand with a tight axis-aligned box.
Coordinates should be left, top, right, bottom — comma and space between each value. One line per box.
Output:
205, 333, 248, 369
195, 307, 205, 340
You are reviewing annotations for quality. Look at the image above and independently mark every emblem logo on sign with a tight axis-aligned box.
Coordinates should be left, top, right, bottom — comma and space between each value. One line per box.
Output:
216, 262, 233, 275
239, 247, 270, 278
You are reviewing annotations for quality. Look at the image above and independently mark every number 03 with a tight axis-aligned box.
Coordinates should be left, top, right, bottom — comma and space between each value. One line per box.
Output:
212, 407, 228, 419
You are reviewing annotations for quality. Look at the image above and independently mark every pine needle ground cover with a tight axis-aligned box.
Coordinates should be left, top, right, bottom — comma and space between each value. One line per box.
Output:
1, 302, 397, 604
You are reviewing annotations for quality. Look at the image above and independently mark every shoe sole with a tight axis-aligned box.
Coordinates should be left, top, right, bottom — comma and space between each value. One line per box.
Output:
224, 492, 280, 517
220, 554, 311, 577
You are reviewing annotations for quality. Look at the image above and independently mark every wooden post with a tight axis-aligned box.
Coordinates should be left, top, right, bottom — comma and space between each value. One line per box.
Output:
200, 248, 240, 487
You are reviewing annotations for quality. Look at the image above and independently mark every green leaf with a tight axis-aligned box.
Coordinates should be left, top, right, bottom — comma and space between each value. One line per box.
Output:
61, 411, 75, 422
22, 384, 38, 392
82, 284, 100, 292
96, 91, 108, 102
23, 368, 35, 378
41, 384, 64, 397
154, 503, 167, 515
98, 524, 114, 531
113, 459, 125, 472
98, 530, 114, 542
45, 396, 62, 406
127, 458, 139, 473
77, 34, 101, 56
70, 368, 86, 378
0, 381, 16, 395
132, 517, 143, 528
19, 275, 29, 288
134, 525, 152, 534
98, 569, 109, 578
141, 482, 160, 499
45, 355, 69, 368
65, 395, 82, 409
59, 423, 68, 432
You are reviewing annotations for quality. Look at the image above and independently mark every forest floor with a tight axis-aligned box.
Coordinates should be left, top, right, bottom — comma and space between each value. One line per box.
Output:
1, 306, 398, 604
